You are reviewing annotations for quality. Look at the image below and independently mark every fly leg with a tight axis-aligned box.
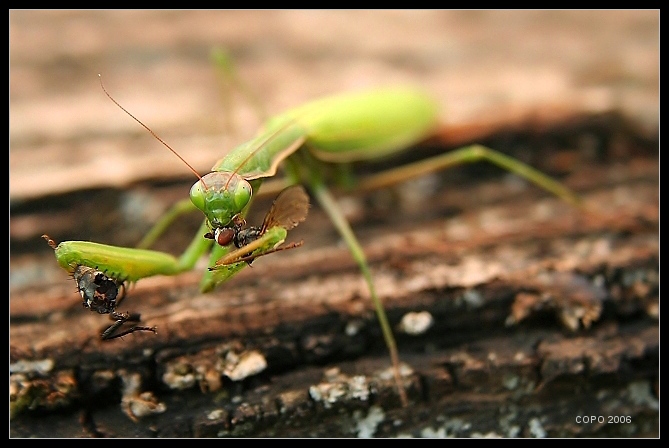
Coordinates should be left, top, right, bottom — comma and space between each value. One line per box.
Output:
101, 311, 157, 341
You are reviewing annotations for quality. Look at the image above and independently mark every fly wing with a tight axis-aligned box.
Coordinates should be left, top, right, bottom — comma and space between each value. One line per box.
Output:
261, 185, 310, 232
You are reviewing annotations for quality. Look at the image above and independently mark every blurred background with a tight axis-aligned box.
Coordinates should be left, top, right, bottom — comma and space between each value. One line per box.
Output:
10, 10, 658, 201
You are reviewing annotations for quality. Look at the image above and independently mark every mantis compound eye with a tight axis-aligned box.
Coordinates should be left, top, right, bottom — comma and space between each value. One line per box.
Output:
190, 172, 253, 228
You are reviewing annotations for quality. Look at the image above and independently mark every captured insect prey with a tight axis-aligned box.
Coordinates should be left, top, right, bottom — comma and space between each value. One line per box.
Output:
43, 235, 156, 341
74, 264, 121, 315
75, 266, 156, 340
206, 184, 310, 267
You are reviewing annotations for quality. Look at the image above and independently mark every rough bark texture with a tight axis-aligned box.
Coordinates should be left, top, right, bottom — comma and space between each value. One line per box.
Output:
10, 11, 658, 438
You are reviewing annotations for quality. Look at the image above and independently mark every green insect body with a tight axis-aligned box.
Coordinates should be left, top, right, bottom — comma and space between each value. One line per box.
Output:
193, 88, 438, 231
46, 84, 580, 406
186, 88, 439, 298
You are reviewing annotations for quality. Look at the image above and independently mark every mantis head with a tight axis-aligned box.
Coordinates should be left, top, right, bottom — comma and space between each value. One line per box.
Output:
190, 172, 253, 229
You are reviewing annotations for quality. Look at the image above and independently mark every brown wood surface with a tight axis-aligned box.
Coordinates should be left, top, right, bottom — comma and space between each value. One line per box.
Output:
10, 11, 658, 438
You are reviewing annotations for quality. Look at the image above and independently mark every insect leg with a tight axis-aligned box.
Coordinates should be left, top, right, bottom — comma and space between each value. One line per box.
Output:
355, 144, 582, 207
309, 179, 409, 407
101, 311, 157, 341
136, 199, 199, 249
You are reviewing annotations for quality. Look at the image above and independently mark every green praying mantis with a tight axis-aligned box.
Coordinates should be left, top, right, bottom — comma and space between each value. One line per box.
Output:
44, 74, 582, 407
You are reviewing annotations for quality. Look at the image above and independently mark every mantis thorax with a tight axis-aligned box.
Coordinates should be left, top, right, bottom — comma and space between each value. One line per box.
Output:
189, 172, 252, 229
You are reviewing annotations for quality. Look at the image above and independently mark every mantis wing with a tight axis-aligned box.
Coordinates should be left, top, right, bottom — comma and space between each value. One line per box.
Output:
212, 88, 439, 178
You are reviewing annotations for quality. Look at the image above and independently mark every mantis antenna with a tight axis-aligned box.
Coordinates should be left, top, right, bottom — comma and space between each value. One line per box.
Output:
98, 74, 208, 190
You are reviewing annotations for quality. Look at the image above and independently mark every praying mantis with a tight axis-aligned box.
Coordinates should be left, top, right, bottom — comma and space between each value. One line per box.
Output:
44, 76, 582, 407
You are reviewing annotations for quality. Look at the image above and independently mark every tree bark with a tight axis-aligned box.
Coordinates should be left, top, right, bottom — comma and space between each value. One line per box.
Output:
11, 113, 658, 437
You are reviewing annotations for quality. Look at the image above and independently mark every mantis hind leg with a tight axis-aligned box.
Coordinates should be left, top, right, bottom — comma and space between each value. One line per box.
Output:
355, 144, 582, 207
309, 179, 409, 407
